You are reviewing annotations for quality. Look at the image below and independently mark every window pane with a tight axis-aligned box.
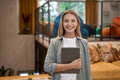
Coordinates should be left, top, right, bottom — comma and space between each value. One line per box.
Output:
38, 0, 85, 22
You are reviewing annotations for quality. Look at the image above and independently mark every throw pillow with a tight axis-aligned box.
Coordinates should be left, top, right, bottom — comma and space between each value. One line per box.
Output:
111, 44, 120, 61
97, 43, 114, 62
89, 44, 101, 63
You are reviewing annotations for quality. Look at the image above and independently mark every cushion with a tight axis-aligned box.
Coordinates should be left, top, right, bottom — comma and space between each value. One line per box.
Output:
89, 44, 101, 63
102, 27, 110, 37
111, 24, 120, 37
112, 17, 120, 26
97, 43, 114, 62
111, 44, 120, 61
111, 17, 120, 37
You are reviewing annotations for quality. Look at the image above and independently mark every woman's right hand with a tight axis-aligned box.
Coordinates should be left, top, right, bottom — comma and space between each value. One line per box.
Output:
69, 58, 82, 69
55, 58, 82, 72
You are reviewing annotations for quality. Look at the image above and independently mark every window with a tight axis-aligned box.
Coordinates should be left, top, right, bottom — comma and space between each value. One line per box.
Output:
38, 0, 85, 22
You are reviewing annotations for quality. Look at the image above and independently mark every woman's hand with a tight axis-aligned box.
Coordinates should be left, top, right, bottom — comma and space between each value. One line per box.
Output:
69, 58, 82, 69
55, 58, 82, 72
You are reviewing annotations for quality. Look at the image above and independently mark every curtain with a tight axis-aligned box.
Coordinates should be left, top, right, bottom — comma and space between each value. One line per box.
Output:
19, 0, 37, 34
85, 0, 98, 25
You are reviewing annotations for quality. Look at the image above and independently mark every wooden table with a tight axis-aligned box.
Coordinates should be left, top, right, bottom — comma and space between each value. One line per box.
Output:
0, 74, 50, 80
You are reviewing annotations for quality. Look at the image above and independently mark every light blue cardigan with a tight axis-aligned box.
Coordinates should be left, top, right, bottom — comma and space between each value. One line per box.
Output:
44, 37, 92, 80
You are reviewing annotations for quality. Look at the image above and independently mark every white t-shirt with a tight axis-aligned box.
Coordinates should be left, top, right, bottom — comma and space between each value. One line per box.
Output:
63, 37, 76, 47
60, 37, 77, 80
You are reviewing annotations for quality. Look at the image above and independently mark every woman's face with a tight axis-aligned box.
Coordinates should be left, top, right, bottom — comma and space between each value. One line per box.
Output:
63, 13, 78, 34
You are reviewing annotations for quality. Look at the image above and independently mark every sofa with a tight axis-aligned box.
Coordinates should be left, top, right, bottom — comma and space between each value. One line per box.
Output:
89, 41, 120, 80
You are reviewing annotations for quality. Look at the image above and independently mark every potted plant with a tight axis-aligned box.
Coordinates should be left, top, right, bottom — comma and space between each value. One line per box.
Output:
22, 14, 31, 34
0, 66, 14, 76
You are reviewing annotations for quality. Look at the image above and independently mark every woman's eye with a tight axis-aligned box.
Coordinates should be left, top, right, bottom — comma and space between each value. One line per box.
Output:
71, 19, 75, 22
64, 19, 68, 22
64, 19, 76, 22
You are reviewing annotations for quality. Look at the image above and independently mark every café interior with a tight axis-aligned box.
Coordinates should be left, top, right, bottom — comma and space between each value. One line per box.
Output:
0, 0, 120, 80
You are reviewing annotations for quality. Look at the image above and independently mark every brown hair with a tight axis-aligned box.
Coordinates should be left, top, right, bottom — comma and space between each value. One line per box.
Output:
58, 10, 82, 37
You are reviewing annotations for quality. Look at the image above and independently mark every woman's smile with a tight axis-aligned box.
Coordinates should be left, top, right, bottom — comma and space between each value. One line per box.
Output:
66, 25, 75, 30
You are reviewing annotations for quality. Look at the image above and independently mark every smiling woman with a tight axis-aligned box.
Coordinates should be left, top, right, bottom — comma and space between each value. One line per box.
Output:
44, 10, 92, 80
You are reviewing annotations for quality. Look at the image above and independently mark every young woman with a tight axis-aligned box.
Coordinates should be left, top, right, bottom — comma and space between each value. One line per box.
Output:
44, 10, 91, 80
